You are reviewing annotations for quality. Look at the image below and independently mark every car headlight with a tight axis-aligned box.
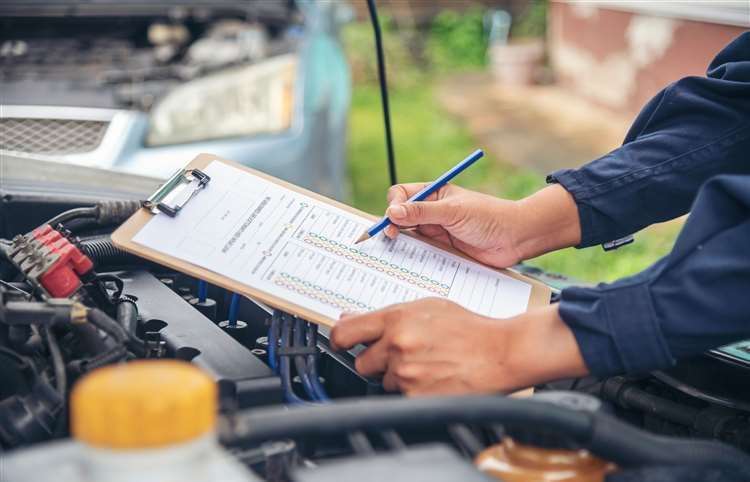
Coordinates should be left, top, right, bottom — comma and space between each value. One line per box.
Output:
147, 54, 297, 146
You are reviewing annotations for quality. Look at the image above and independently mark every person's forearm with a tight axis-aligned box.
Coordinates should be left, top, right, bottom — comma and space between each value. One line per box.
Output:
496, 304, 589, 389
545, 34, 750, 248
512, 184, 582, 260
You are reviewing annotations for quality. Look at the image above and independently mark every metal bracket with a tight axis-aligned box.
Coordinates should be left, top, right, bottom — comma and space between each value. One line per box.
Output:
142, 168, 211, 217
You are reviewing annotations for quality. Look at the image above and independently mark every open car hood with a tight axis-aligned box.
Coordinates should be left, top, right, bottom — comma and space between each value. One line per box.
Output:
0, 1, 292, 21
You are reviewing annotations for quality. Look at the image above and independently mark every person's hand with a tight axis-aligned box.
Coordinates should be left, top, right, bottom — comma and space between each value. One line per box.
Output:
383, 183, 581, 268
330, 299, 588, 396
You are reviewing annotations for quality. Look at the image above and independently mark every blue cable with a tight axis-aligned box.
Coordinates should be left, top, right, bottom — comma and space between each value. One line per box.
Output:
267, 311, 281, 374
269, 311, 329, 405
197, 280, 208, 303
306, 322, 330, 401
227, 293, 240, 327
294, 317, 320, 401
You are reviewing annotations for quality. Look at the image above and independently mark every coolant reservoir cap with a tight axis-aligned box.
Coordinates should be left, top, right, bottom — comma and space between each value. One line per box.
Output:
71, 360, 217, 449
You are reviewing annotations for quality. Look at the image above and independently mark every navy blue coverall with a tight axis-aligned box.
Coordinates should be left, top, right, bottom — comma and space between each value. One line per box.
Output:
548, 32, 750, 377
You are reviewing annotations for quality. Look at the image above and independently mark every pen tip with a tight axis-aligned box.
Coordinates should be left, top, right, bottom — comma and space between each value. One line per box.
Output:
354, 232, 370, 244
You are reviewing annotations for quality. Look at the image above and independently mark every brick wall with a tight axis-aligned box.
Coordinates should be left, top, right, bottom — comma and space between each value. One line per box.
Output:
548, 2, 747, 116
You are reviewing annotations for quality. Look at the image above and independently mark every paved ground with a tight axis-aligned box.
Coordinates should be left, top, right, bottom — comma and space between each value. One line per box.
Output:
437, 72, 632, 174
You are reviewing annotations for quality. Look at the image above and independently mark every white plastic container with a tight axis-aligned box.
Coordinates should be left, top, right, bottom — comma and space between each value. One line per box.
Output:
3, 434, 259, 482
3, 360, 259, 482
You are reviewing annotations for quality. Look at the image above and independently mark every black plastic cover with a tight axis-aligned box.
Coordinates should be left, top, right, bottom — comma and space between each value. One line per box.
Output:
291, 444, 496, 482
118, 269, 282, 409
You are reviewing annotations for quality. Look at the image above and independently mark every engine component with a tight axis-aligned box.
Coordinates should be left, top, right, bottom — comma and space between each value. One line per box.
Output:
0, 380, 63, 448
186, 21, 269, 68
79, 237, 139, 268
292, 444, 494, 482
475, 392, 612, 481
9, 224, 93, 297
2, 196, 750, 481
0, 298, 86, 326
594, 375, 750, 451
5, 360, 261, 482
220, 393, 750, 477
119, 270, 282, 408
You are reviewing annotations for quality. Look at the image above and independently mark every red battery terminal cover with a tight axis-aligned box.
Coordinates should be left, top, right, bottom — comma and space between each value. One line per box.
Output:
29, 225, 94, 297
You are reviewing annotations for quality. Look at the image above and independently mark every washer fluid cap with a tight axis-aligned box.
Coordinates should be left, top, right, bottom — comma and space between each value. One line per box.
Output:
71, 360, 217, 449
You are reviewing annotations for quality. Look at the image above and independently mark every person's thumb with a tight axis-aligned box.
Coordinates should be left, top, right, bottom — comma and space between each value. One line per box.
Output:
386, 200, 458, 226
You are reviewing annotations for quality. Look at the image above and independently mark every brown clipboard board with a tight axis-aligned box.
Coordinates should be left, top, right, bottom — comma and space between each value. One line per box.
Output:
112, 153, 551, 328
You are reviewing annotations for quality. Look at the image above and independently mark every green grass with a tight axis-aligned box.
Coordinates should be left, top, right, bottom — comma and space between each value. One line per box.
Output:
346, 83, 681, 283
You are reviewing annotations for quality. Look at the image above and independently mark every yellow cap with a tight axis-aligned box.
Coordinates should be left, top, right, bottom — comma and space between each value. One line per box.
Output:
71, 360, 217, 449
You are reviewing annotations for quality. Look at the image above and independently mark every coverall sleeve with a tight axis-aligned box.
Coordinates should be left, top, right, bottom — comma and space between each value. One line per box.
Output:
550, 33, 750, 376
559, 174, 750, 376
548, 32, 750, 248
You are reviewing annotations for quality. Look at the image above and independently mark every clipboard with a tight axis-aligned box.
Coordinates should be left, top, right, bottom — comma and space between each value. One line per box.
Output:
112, 153, 551, 327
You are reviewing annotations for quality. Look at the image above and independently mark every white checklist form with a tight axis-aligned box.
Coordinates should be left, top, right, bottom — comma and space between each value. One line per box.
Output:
133, 160, 532, 321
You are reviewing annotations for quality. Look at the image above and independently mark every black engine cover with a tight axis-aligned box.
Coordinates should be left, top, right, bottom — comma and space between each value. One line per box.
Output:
118, 270, 282, 409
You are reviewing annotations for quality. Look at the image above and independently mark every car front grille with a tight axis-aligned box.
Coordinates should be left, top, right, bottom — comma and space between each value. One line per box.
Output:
0, 118, 109, 155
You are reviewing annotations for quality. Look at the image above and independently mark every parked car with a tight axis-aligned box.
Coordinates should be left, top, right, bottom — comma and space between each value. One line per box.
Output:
0, 0, 352, 199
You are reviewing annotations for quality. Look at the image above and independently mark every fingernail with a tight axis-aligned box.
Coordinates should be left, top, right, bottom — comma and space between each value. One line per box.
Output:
388, 204, 406, 219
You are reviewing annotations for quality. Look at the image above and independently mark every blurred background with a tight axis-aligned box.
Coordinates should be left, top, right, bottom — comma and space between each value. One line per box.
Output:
1, 0, 748, 283
342, 0, 748, 283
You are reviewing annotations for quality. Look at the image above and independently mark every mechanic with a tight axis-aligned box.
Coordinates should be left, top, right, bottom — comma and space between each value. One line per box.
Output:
330, 32, 750, 395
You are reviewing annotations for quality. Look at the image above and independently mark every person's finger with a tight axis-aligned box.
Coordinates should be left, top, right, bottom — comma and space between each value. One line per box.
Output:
339, 312, 356, 319
354, 340, 389, 376
384, 224, 400, 239
416, 224, 449, 239
386, 199, 459, 228
388, 223, 448, 242
386, 183, 431, 205
382, 369, 401, 392
330, 310, 387, 350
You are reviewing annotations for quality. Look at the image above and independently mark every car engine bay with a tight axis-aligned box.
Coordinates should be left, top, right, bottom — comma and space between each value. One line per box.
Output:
0, 1, 297, 111
3, 1, 748, 479
1, 179, 749, 481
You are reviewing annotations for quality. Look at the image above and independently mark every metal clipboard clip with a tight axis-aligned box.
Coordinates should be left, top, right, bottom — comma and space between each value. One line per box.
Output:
142, 168, 211, 217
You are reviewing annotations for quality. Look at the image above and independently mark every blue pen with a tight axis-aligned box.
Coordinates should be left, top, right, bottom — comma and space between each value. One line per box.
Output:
355, 149, 484, 244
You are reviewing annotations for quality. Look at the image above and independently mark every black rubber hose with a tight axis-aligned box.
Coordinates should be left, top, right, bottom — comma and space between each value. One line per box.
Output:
94, 200, 141, 226
80, 238, 139, 267
116, 298, 138, 340
42, 326, 66, 398
45, 206, 97, 228
82, 345, 128, 371
116, 298, 145, 357
71, 323, 110, 355
600, 377, 698, 427
588, 412, 750, 472
69, 310, 130, 374
44, 201, 140, 229
222, 395, 590, 444
87, 308, 128, 344
67, 345, 127, 376
220, 395, 750, 474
